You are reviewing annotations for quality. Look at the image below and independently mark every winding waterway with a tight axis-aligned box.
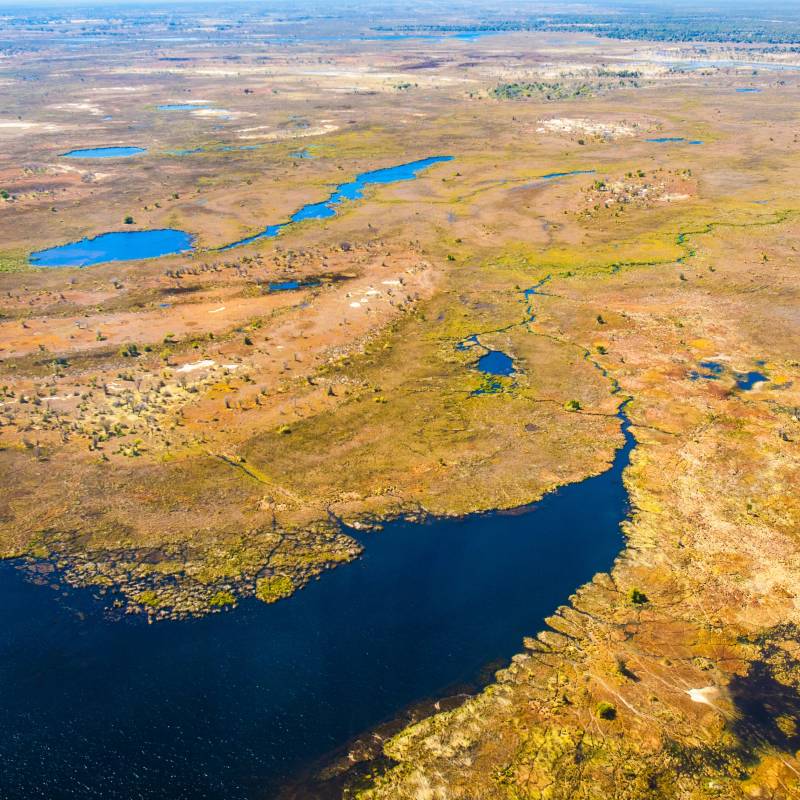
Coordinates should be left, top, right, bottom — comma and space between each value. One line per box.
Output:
220, 156, 452, 250
30, 156, 453, 267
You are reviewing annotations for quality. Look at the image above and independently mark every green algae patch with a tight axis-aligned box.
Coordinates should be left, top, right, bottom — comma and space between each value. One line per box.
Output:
256, 575, 294, 603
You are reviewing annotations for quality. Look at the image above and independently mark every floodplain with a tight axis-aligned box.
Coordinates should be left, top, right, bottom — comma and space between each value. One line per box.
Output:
1, 3, 800, 798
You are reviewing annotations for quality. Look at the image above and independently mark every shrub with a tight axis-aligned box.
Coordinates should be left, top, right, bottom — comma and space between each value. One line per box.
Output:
209, 590, 236, 608
118, 342, 140, 358
597, 701, 617, 720
628, 587, 649, 605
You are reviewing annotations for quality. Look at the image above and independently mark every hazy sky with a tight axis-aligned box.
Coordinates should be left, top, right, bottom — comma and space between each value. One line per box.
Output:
0, 0, 796, 12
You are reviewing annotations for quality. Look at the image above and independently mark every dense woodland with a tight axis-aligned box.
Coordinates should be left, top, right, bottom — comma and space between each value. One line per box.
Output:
376, 8, 800, 45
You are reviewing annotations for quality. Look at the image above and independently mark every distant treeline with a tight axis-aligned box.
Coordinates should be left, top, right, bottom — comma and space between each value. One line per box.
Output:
373, 13, 800, 44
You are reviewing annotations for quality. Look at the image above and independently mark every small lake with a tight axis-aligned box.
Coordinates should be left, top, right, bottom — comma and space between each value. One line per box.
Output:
0, 405, 632, 799
689, 360, 769, 391
30, 229, 194, 268
477, 349, 514, 376
689, 359, 724, 381
736, 370, 768, 390
61, 146, 146, 158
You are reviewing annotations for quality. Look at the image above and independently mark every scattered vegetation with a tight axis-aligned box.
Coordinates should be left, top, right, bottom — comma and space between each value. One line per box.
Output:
256, 575, 294, 603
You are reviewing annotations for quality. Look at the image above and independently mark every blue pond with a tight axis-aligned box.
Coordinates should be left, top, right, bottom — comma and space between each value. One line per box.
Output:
222, 155, 453, 250
477, 349, 515, 376
30, 229, 194, 268
0, 405, 632, 799
736, 370, 768, 390
689, 359, 725, 381
158, 103, 211, 110
736, 88, 762, 93
61, 146, 146, 158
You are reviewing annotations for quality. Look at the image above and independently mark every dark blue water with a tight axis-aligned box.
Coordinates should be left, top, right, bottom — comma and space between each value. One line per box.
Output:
61, 147, 146, 158
30, 229, 194, 268
689, 359, 725, 381
221, 156, 453, 250
477, 349, 514, 376
736, 370, 768, 390
0, 404, 632, 800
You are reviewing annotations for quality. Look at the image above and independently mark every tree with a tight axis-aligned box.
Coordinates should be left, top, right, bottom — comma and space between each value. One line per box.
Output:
628, 587, 649, 605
